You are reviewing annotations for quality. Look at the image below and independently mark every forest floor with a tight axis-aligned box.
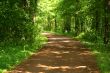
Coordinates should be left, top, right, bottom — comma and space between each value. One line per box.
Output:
6, 32, 100, 73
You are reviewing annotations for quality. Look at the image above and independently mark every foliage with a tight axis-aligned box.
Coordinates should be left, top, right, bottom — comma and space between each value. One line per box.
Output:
82, 42, 110, 73
0, 0, 47, 72
0, 35, 47, 72
76, 31, 103, 43
0, 0, 110, 73
0, 0, 38, 44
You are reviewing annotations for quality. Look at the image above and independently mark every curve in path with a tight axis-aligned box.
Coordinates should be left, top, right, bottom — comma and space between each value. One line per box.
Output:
8, 33, 100, 73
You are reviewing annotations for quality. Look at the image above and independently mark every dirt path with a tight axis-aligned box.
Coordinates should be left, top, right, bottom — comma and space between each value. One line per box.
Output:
8, 33, 100, 73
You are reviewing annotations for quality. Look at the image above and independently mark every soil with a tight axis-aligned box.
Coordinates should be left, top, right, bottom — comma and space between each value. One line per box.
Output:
7, 33, 100, 73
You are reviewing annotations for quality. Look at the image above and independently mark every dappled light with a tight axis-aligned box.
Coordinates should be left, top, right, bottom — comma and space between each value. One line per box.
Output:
78, 51, 92, 56
8, 33, 100, 73
0, 0, 110, 72
51, 51, 70, 54
36, 64, 89, 71
38, 72, 45, 73
48, 38, 73, 41
41, 33, 52, 36
47, 40, 73, 44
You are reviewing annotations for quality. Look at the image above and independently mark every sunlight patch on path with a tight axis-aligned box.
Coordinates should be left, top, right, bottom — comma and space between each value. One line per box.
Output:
8, 33, 100, 73
36, 64, 88, 71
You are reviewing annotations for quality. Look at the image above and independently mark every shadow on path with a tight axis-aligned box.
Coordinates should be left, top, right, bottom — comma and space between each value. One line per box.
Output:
7, 32, 100, 73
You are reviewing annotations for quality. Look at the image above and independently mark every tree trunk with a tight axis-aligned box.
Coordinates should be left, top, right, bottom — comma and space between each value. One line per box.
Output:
104, 0, 109, 44
74, 14, 79, 35
47, 16, 51, 31
63, 15, 71, 33
54, 16, 57, 31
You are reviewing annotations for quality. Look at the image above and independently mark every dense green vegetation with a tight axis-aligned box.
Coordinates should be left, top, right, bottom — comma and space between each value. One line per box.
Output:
0, 0, 47, 72
0, 0, 110, 73
37, 0, 110, 73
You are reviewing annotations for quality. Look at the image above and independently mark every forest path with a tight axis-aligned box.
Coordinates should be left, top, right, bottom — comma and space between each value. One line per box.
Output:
8, 32, 100, 73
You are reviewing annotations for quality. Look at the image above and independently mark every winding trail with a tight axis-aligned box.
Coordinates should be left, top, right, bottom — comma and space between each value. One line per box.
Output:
8, 33, 100, 73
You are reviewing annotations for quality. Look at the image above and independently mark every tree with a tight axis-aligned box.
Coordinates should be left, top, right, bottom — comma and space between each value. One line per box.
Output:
104, 0, 110, 44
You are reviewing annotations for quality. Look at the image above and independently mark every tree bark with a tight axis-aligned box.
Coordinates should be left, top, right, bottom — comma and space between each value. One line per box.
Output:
54, 16, 57, 31
104, 0, 109, 44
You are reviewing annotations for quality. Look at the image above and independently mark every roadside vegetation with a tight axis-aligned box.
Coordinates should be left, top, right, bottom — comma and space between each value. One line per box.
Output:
0, 0, 110, 73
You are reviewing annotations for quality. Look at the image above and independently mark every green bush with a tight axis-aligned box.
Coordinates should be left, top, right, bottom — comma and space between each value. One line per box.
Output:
0, 0, 45, 72
76, 31, 103, 43
0, 35, 46, 72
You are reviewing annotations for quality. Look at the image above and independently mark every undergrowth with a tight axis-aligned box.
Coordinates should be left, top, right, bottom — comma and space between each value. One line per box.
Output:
55, 31, 110, 73
84, 43, 110, 73
0, 34, 47, 73
75, 31, 110, 73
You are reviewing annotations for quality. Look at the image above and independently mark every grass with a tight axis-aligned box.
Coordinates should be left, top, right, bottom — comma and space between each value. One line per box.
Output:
54, 31, 110, 73
84, 43, 110, 73
0, 34, 47, 73
75, 32, 110, 73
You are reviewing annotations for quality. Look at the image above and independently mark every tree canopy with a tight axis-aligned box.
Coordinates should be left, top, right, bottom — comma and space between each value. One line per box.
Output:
0, 0, 110, 73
